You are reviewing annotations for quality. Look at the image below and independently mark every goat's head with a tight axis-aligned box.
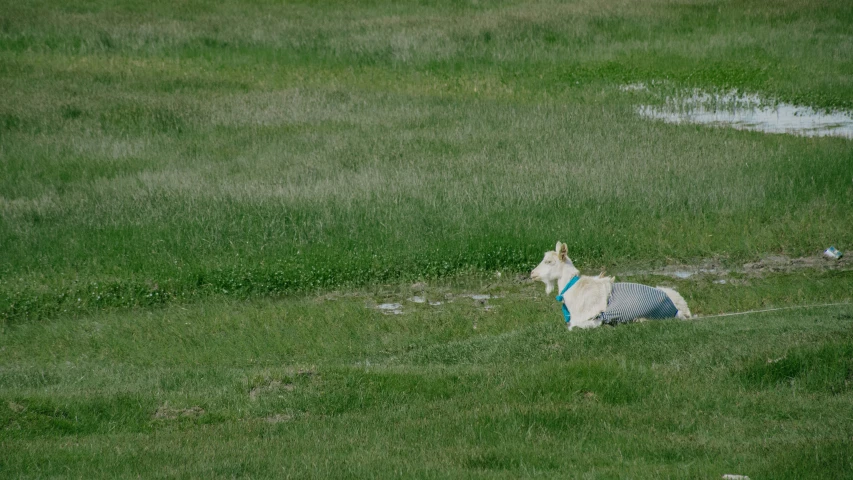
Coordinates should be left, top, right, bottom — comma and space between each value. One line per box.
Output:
531, 241, 577, 294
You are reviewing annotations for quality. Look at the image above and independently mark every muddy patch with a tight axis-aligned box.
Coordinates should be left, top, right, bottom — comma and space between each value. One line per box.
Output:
636, 258, 728, 279
458, 293, 502, 312
249, 380, 295, 401
265, 413, 294, 424
622, 254, 849, 280
370, 292, 499, 314
458, 294, 503, 301
631, 86, 853, 139
741, 254, 848, 274
460, 294, 492, 301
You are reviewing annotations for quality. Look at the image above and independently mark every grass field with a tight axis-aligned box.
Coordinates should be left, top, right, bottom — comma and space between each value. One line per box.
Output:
2, 0, 853, 477
2, 281, 853, 478
2, 0, 853, 318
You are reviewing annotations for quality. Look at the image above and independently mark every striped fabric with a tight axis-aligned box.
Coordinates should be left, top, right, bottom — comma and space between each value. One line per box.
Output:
596, 283, 679, 325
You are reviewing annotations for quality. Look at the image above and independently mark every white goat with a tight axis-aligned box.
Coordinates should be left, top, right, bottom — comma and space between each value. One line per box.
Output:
531, 241, 692, 330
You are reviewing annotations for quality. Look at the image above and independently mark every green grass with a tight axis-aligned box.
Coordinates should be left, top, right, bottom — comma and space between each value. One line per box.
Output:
2, 0, 853, 319
2, 277, 852, 478
2, 0, 853, 476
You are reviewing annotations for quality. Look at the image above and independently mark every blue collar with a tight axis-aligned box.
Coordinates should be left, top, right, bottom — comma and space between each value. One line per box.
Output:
555, 276, 580, 324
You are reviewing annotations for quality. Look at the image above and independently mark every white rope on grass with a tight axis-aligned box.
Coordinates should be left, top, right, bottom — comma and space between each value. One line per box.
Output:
697, 302, 852, 319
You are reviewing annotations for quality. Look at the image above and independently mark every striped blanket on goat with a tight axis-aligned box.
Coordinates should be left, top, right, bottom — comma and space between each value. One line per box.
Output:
595, 283, 679, 325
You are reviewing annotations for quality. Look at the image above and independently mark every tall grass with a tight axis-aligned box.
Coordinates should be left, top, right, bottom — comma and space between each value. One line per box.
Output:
1, 0, 852, 320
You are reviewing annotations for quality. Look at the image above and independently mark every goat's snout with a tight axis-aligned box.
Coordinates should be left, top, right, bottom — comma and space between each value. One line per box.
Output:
530, 268, 542, 280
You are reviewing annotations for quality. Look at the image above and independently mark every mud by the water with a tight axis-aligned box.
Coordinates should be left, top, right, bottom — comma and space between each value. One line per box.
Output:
622, 254, 849, 280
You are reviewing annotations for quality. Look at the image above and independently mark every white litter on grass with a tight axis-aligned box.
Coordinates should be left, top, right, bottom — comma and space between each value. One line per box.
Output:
722, 475, 750, 480
407, 296, 426, 304
428, 301, 443, 306
636, 89, 853, 139
376, 303, 403, 315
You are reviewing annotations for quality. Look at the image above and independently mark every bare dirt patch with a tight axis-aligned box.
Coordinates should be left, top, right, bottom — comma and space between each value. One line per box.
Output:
623, 254, 849, 280
265, 413, 294, 424
249, 380, 295, 401
742, 254, 848, 274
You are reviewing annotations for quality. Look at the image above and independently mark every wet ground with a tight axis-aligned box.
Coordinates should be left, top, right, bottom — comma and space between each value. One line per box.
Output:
374, 293, 502, 315
620, 253, 849, 281
628, 85, 853, 139
364, 254, 848, 315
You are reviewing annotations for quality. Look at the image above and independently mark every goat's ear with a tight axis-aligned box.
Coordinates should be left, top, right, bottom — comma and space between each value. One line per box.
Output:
558, 242, 568, 261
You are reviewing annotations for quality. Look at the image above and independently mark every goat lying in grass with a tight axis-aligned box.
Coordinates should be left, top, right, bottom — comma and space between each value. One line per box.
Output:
531, 241, 692, 330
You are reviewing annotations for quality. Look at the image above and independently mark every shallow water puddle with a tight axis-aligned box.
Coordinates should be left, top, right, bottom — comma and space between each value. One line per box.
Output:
458, 294, 502, 300
376, 297, 446, 314
377, 303, 404, 315
373, 293, 497, 314
634, 88, 853, 139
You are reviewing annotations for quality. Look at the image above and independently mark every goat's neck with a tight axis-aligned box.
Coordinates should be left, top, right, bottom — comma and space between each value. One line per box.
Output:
556, 264, 581, 292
